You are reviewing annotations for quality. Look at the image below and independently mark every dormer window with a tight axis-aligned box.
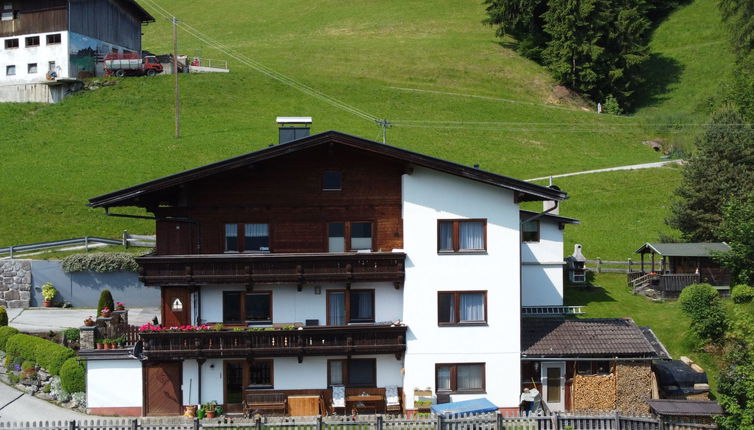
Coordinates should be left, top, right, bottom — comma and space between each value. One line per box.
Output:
323, 171, 341, 191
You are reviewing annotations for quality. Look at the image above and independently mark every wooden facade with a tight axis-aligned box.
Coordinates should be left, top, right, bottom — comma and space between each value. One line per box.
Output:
69, 0, 148, 51
153, 144, 405, 255
0, 0, 67, 37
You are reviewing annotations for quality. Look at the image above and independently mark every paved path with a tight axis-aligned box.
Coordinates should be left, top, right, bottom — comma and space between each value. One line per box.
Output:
0, 376, 93, 422
526, 160, 682, 182
8, 307, 160, 332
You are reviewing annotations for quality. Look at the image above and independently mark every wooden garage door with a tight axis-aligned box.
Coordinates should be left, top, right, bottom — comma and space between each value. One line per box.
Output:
145, 362, 182, 416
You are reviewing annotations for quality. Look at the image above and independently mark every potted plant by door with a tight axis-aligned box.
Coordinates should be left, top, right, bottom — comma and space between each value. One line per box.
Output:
41, 283, 57, 307
196, 407, 206, 419
95, 339, 104, 350
205, 401, 217, 418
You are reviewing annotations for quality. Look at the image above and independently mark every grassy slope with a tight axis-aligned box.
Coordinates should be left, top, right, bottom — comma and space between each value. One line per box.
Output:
0, 0, 662, 246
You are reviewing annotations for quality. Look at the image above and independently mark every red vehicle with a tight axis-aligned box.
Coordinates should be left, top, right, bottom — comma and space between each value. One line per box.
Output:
104, 53, 163, 77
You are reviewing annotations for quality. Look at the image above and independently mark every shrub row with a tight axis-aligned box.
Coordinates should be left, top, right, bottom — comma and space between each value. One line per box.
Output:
61, 252, 138, 273
5, 333, 75, 376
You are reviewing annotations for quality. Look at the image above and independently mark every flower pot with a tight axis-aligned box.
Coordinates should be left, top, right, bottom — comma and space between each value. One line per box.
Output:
184, 405, 197, 418
206, 410, 216, 418
116, 306, 125, 311
196, 409, 206, 419
43, 300, 52, 308
101, 312, 111, 318
109, 343, 117, 349
96, 343, 104, 350
84, 320, 95, 327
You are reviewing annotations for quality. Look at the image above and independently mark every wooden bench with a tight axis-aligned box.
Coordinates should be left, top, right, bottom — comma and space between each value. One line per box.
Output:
243, 392, 288, 417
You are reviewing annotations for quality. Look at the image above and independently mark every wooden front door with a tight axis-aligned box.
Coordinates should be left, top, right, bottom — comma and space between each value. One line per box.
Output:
162, 287, 191, 327
145, 362, 183, 416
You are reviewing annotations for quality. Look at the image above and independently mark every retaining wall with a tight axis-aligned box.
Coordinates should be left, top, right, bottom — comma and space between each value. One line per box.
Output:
30, 260, 159, 307
0, 260, 32, 308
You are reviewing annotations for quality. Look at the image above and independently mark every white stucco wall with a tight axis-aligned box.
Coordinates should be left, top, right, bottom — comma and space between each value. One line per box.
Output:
521, 218, 565, 306
401, 166, 522, 409
183, 359, 200, 406
201, 358, 224, 403
200, 282, 402, 325
87, 359, 142, 408
0, 31, 69, 83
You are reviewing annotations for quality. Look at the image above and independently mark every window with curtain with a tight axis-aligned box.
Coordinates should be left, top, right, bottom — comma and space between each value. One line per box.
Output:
328, 360, 344, 385
225, 224, 238, 252
436, 363, 485, 393
437, 219, 486, 253
350, 222, 372, 250
244, 223, 270, 252
327, 291, 346, 325
438, 291, 486, 325
328, 222, 345, 252
350, 290, 374, 322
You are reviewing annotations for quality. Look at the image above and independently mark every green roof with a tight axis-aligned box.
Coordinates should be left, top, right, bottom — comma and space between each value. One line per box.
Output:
635, 242, 731, 257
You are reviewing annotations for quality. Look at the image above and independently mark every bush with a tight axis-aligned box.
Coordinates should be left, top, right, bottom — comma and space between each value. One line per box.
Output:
21, 360, 34, 372
60, 357, 86, 393
679, 283, 728, 342
97, 290, 114, 319
0, 326, 19, 350
4, 333, 75, 375
61, 252, 138, 273
732, 284, 754, 304
62, 328, 80, 342
0, 306, 7, 327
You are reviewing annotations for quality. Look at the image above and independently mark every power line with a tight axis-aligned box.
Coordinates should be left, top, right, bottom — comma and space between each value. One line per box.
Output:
140, 0, 380, 123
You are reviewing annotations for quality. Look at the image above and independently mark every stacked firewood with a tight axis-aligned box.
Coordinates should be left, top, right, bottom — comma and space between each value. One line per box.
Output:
572, 374, 616, 411
615, 361, 652, 413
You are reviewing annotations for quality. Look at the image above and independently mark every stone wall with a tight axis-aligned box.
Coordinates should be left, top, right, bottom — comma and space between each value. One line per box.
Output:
0, 260, 32, 308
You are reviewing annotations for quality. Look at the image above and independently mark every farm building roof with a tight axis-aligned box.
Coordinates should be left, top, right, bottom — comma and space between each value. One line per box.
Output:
634, 242, 731, 257
88, 130, 568, 208
521, 317, 669, 359
646, 400, 723, 417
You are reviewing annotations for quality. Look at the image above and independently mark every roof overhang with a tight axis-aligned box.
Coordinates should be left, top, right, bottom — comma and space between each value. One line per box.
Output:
88, 131, 568, 209
116, 0, 155, 23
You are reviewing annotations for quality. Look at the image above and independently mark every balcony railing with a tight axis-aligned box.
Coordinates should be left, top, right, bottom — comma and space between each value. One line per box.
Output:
139, 324, 407, 360
136, 252, 406, 288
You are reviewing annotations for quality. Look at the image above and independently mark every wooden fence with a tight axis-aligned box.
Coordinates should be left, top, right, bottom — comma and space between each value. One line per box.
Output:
0, 412, 718, 430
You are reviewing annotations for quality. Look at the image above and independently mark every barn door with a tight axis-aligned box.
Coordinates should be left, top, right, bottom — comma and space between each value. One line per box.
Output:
145, 362, 183, 416
162, 287, 191, 327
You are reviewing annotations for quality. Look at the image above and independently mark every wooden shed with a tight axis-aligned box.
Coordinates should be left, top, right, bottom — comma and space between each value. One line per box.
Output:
629, 243, 731, 297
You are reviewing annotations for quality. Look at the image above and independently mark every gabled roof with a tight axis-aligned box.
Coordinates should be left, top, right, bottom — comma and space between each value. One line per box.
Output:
521, 317, 665, 359
635, 242, 731, 257
520, 210, 580, 225
88, 131, 568, 208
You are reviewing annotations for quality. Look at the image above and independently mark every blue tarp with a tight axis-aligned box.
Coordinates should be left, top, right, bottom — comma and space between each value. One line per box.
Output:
430, 398, 498, 415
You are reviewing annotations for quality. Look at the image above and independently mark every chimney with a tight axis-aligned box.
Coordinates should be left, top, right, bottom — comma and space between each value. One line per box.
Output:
276, 116, 312, 144
572, 244, 586, 262
543, 184, 561, 215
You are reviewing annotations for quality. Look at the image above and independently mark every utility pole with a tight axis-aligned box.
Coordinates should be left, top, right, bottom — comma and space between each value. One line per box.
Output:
172, 16, 181, 139
376, 119, 391, 144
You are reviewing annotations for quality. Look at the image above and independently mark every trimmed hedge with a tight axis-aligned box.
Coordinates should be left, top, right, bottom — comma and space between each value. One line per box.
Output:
97, 289, 114, 318
5, 333, 75, 376
0, 326, 19, 350
0, 306, 7, 327
732, 284, 754, 304
61, 252, 138, 273
60, 357, 86, 393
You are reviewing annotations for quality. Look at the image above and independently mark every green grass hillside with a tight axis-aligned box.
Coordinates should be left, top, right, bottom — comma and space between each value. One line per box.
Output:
1, 0, 671, 246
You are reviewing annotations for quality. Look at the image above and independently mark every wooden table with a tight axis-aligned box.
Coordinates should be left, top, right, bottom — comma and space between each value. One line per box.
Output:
347, 395, 384, 414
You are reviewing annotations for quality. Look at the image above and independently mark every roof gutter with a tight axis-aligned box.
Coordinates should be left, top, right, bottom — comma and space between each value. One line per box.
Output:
520, 200, 559, 225
521, 356, 660, 361
104, 207, 197, 224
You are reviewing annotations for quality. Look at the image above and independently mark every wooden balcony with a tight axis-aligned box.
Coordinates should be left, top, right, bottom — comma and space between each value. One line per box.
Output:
136, 252, 406, 288
139, 324, 407, 360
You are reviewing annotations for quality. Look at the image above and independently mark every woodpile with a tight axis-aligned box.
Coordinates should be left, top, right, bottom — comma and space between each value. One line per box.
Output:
572, 373, 616, 411
616, 361, 652, 413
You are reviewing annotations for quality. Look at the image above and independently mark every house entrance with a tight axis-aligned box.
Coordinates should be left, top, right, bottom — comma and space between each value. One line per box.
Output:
541, 361, 565, 412
225, 361, 245, 414
144, 362, 182, 416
